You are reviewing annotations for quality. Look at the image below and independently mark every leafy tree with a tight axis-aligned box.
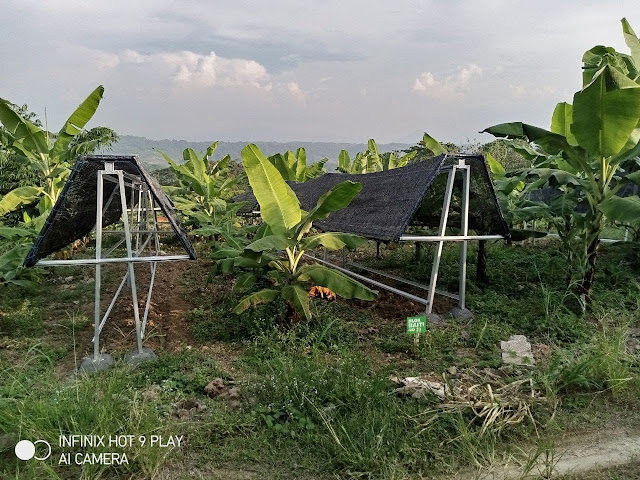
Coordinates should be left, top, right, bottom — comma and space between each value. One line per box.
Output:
483, 18, 640, 301
214, 144, 376, 322
0, 86, 106, 221
0, 86, 108, 285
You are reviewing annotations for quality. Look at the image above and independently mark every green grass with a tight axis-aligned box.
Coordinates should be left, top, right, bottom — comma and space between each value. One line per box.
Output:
1, 240, 639, 478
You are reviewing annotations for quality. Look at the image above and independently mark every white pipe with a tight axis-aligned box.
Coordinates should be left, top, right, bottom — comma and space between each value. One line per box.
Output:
400, 235, 504, 242
36, 255, 190, 267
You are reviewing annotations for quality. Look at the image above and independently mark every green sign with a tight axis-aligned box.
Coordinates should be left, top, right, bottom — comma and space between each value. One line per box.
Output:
406, 315, 426, 334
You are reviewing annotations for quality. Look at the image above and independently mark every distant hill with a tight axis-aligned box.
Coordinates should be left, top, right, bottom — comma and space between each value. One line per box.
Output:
108, 135, 413, 171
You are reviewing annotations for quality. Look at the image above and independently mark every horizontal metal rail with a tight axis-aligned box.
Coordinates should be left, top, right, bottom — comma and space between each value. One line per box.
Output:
347, 262, 459, 301
544, 232, 625, 245
400, 235, 504, 242
36, 254, 190, 266
304, 254, 430, 306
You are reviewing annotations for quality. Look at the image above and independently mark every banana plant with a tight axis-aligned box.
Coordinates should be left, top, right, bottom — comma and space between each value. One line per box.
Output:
0, 86, 106, 220
337, 139, 416, 173
160, 142, 238, 228
214, 144, 376, 322
266, 147, 327, 182
483, 18, 640, 300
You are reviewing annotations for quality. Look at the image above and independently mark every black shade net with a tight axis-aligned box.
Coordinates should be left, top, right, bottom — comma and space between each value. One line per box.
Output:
24, 156, 196, 267
235, 154, 510, 242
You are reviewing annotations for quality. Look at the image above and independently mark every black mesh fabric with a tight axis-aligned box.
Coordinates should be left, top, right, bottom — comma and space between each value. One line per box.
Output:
235, 154, 510, 242
412, 155, 510, 236
24, 155, 196, 267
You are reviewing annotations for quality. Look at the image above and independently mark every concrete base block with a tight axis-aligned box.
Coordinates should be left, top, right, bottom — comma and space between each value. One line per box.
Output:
427, 312, 446, 325
124, 347, 157, 365
78, 354, 114, 374
450, 307, 474, 321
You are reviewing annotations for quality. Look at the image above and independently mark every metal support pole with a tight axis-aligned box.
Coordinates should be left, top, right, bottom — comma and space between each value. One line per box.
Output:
93, 171, 104, 360
141, 191, 160, 338
118, 172, 144, 354
135, 186, 143, 251
458, 161, 470, 311
426, 166, 457, 314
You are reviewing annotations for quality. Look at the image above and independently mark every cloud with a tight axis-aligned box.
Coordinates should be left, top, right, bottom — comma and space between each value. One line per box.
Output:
509, 83, 557, 100
413, 64, 482, 98
97, 49, 272, 90
286, 82, 307, 106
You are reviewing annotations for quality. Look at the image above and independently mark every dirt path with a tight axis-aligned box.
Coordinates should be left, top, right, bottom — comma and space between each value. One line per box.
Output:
461, 430, 640, 479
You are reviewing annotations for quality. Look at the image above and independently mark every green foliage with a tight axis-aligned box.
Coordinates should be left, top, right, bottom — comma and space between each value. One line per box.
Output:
403, 132, 460, 163
545, 324, 637, 399
337, 138, 416, 173
160, 142, 238, 227
0, 86, 106, 219
0, 349, 184, 478
214, 144, 376, 321
483, 18, 640, 300
0, 89, 110, 286
266, 147, 327, 181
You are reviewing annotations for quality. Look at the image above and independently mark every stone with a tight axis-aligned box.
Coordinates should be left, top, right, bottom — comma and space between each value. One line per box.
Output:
124, 347, 157, 365
204, 377, 225, 397
500, 335, 535, 366
447, 366, 457, 375
78, 353, 115, 374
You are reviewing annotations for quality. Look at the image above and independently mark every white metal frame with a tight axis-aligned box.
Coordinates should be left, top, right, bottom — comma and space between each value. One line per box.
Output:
308, 159, 506, 317
35, 163, 190, 361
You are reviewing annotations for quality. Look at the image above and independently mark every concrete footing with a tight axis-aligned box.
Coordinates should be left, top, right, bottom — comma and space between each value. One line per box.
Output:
124, 347, 157, 365
78, 354, 115, 374
450, 306, 474, 321
427, 312, 445, 325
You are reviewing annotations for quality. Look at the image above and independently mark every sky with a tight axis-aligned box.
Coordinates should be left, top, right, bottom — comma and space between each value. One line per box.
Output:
1, 1, 638, 145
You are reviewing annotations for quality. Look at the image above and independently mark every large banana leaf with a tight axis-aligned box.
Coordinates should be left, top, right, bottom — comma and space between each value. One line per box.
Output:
338, 150, 351, 172
551, 102, 578, 146
51, 85, 104, 159
572, 65, 640, 159
301, 181, 362, 225
0, 99, 49, 155
0, 186, 43, 216
234, 289, 279, 313
282, 284, 311, 320
295, 147, 307, 182
184, 147, 207, 180
242, 144, 301, 234
245, 235, 296, 252
0, 226, 33, 239
301, 232, 367, 250
622, 18, 640, 67
485, 152, 505, 176
298, 264, 376, 300
482, 122, 584, 168
598, 195, 640, 223
422, 133, 447, 156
